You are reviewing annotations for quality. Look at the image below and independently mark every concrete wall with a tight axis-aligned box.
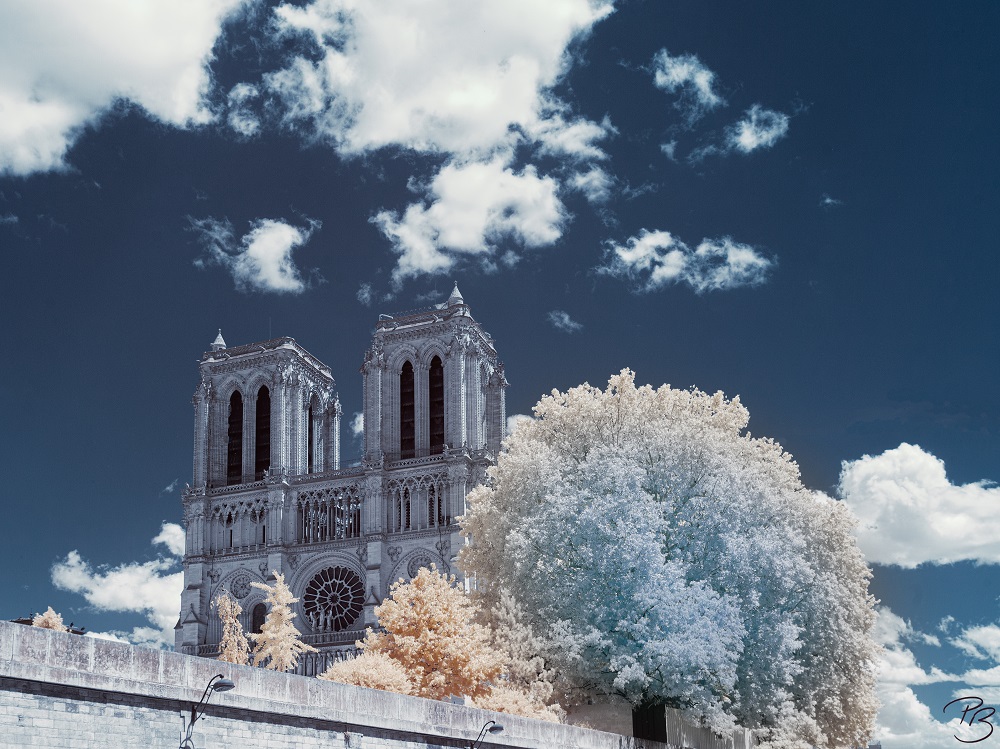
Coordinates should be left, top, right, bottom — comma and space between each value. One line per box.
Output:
0, 621, 750, 749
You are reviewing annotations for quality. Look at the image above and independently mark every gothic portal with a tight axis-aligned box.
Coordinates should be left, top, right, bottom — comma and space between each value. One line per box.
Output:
176, 285, 507, 673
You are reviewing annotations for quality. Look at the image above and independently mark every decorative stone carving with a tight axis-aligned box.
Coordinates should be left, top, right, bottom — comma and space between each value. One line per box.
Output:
230, 573, 252, 600
387, 546, 402, 563
407, 554, 434, 579
303, 566, 364, 632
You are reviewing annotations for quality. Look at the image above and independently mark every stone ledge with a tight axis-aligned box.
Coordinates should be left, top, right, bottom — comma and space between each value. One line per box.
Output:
0, 621, 646, 749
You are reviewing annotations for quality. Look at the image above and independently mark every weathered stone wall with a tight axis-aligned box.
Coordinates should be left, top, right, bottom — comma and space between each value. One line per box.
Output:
0, 621, 750, 749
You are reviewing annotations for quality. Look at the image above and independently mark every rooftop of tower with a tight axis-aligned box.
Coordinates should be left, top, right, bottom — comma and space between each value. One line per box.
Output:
373, 282, 479, 332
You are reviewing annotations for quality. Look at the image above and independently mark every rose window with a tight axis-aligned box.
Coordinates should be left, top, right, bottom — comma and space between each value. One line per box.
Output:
230, 573, 252, 600
407, 555, 434, 579
303, 566, 364, 632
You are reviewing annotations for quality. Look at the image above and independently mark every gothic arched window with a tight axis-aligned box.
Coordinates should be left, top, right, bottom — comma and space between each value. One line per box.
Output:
400, 361, 415, 459
429, 355, 444, 454
251, 602, 266, 635
307, 402, 315, 473
226, 391, 243, 486
255, 386, 270, 480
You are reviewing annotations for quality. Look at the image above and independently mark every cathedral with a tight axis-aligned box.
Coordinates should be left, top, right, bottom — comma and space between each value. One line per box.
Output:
175, 285, 507, 673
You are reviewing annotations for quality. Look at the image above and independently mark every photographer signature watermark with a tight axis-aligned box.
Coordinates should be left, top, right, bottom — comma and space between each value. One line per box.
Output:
944, 697, 996, 743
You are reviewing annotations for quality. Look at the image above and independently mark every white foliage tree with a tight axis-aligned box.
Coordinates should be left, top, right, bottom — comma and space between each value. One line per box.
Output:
215, 591, 250, 666
250, 572, 317, 672
459, 370, 878, 747
32, 606, 69, 632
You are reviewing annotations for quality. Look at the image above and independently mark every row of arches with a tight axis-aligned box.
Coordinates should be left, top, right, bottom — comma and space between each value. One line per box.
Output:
227, 387, 271, 484
224, 385, 327, 485
399, 355, 444, 459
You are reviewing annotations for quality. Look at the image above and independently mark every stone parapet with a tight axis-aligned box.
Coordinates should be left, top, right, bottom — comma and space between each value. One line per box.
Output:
1, 621, 659, 749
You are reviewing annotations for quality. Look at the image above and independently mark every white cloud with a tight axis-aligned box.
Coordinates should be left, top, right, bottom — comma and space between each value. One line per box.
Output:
506, 413, 532, 438
568, 166, 613, 204
191, 216, 320, 293
651, 49, 724, 124
0, 0, 246, 175
351, 411, 364, 437
0, 213, 18, 225
265, 0, 612, 158
152, 521, 186, 556
820, 193, 843, 208
726, 105, 789, 154
871, 607, 972, 749
600, 229, 773, 294
372, 158, 565, 284
953, 625, 1000, 662
51, 523, 185, 647
160, 478, 180, 495
875, 608, 955, 687
227, 82, 261, 138
258, 0, 614, 283
547, 310, 582, 333
527, 112, 615, 162
356, 282, 373, 306
839, 443, 1000, 567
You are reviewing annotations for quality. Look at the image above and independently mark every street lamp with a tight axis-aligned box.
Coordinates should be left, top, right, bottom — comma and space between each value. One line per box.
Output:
179, 674, 236, 748
471, 720, 504, 749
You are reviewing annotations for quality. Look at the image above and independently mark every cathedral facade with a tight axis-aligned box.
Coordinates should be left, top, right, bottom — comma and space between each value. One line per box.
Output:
175, 286, 507, 673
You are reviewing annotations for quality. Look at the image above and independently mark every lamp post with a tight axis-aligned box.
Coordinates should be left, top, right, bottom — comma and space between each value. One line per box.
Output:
179, 674, 236, 749
470, 720, 504, 749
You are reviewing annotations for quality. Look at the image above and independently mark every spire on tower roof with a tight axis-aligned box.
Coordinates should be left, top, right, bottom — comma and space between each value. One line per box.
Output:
447, 282, 464, 306
210, 329, 227, 351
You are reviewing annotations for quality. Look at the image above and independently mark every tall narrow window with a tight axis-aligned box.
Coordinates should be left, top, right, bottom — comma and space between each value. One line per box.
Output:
400, 361, 415, 459
251, 603, 266, 635
429, 356, 444, 454
255, 386, 271, 480
227, 391, 243, 485
307, 403, 315, 473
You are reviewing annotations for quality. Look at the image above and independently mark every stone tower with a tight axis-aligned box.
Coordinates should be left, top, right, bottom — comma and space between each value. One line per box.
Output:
176, 286, 507, 673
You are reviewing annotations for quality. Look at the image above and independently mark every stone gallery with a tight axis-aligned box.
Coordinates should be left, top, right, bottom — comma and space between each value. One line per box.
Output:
176, 286, 507, 673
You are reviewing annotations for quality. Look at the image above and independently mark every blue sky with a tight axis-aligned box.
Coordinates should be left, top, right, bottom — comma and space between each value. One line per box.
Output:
1, 2, 998, 746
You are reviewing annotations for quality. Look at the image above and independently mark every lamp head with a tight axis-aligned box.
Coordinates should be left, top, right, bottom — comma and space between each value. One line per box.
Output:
487, 724, 504, 734
211, 677, 236, 693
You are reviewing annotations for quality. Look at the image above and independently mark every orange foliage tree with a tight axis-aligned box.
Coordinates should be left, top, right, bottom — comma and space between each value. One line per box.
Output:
362, 565, 503, 701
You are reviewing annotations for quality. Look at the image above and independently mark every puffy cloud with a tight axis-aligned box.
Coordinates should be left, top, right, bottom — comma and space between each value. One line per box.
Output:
372, 158, 565, 284
191, 216, 321, 293
875, 686, 981, 749
875, 608, 955, 687
265, 0, 612, 158
259, 0, 614, 283
600, 229, 773, 294
651, 49, 724, 124
839, 443, 1000, 567
568, 166, 613, 203
506, 413, 533, 438
0, 0, 246, 175
547, 310, 583, 333
152, 521, 186, 556
726, 105, 789, 154
871, 607, 972, 749
51, 523, 185, 647
351, 411, 364, 437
